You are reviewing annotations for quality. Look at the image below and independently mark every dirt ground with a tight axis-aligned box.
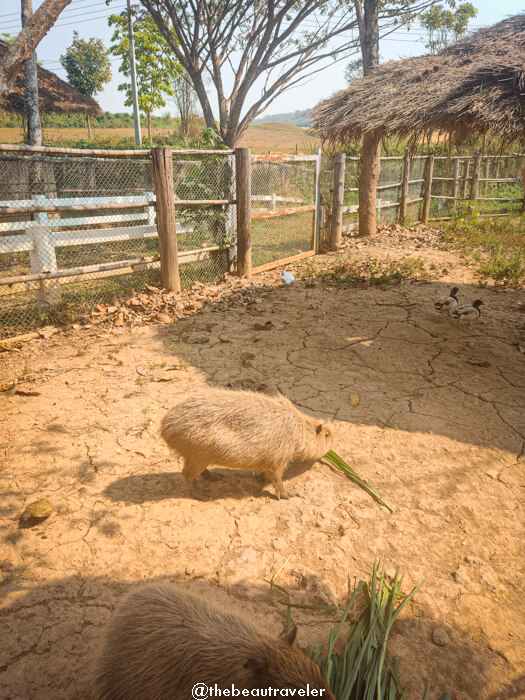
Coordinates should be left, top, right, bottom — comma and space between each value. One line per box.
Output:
1, 230, 524, 700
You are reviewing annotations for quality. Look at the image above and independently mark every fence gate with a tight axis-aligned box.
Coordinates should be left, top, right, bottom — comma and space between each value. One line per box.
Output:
250, 153, 321, 273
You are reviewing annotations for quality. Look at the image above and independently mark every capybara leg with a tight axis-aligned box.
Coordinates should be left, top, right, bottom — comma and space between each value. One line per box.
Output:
201, 469, 223, 482
183, 459, 209, 500
270, 464, 296, 500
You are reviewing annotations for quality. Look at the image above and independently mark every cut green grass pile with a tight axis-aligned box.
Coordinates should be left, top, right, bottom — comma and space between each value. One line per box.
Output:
268, 559, 450, 700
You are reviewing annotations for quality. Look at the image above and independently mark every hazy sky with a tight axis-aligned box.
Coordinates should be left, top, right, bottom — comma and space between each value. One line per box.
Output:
1, 0, 523, 118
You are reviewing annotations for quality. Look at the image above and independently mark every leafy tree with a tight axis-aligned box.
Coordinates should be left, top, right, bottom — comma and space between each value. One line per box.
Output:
109, 8, 180, 143
420, 3, 478, 54
60, 32, 111, 137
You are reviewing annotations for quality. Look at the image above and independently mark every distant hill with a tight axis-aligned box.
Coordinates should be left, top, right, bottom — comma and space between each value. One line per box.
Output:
239, 122, 320, 154
253, 109, 313, 127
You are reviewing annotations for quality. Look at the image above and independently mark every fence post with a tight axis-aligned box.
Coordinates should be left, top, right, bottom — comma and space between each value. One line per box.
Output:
29, 194, 62, 310
151, 146, 180, 292
399, 148, 410, 222
421, 155, 434, 224
522, 159, 525, 213
329, 152, 345, 251
313, 147, 322, 253
470, 152, 482, 201
451, 157, 460, 209
462, 158, 470, 199
235, 148, 252, 277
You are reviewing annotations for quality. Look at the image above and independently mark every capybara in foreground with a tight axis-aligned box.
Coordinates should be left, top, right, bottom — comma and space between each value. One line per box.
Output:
160, 386, 333, 499
93, 584, 335, 700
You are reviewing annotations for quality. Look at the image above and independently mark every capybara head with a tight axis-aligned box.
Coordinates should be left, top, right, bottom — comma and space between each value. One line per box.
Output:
300, 417, 333, 461
254, 626, 335, 697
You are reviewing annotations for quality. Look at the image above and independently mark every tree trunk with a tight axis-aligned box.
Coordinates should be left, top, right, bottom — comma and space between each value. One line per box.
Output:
86, 113, 91, 139
355, 0, 380, 237
358, 130, 381, 237
147, 113, 152, 144
21, 0, 42, 147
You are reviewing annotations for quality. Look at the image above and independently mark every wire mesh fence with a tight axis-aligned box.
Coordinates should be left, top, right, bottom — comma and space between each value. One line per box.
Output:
0, 150, 234, 337
172, 152, 235, 287
250, 156, 317, 269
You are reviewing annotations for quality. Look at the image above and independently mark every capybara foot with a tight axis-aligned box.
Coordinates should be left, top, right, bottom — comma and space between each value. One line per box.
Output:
201, 469, 223, 482
278, 490, 298, 500
189, 484, 208, 500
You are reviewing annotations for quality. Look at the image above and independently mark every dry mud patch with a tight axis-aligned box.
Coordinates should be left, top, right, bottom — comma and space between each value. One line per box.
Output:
1, 251, 524, 700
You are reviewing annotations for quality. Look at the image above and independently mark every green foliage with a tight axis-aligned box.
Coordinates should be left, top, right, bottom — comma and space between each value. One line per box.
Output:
443, 207, 525, 287
1, 32, 15, 45
420, 3, 478, 54
59, 32, 111, 97
109, 9, 180, 120
344, 58, 364, 84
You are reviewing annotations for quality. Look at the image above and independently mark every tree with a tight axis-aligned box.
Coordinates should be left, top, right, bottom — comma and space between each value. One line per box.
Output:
0, 0, 73, 103
21, 0, 42, 146
109, 8, 180, 143
140, 0, 362, 147
60, 32, 112, 138
172, 74, 200, 144
420, 3, 478, 54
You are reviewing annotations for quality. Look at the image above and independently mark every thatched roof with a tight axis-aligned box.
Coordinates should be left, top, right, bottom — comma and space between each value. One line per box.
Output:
312, 14, 525, 146
0, 41, 102, 117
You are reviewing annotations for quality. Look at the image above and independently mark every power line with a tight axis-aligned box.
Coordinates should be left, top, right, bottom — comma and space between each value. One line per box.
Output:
0, 3, 126, 31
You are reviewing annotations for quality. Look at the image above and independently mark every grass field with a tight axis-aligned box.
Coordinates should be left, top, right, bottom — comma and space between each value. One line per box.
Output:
0, 122, 321, 154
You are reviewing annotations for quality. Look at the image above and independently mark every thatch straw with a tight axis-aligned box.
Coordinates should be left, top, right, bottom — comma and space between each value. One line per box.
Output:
0, 40, 102, 117
312, 14, 525, 147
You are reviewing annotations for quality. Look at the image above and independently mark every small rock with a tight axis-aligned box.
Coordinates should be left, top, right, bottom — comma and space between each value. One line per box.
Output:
485, 470, 499, 480
452, 567, 471, 584
464, 556, 484, 566
21, 498, 54, 521
349, 393, 361, 407
432, 627, 450, 646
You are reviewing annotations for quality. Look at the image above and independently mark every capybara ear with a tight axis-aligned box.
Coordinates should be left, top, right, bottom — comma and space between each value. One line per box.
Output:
244, 656, 268, 674
316, 424, 323, 435
280, 625, 297, 645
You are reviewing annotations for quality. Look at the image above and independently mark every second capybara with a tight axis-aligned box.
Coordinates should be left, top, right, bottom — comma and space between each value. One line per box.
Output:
160, 386, 333, 499
92, 584, 335, 700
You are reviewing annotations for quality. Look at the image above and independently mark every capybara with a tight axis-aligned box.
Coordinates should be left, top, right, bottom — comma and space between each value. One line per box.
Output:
160, 386, 333, 499
93, 584, 335, 700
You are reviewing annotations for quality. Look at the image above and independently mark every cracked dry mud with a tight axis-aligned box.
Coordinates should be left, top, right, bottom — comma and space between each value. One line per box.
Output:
1, 243, 524, 700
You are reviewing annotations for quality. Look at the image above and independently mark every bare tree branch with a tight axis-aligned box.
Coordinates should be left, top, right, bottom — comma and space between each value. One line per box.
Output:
0, 0, 73, 101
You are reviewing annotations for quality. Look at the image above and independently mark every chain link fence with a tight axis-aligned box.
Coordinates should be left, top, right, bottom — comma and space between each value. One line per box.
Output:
0, 150, 234, 337
250, 156, 317, 269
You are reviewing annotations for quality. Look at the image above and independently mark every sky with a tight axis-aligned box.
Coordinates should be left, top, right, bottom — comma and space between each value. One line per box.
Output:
1, 0, 523, 119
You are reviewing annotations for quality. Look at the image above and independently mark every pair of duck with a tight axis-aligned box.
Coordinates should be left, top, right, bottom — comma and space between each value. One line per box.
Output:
434, 287, 483, 325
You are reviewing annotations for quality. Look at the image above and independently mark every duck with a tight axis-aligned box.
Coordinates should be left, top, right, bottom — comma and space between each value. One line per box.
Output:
434, 287, 459, 315
452, 300, 483, 326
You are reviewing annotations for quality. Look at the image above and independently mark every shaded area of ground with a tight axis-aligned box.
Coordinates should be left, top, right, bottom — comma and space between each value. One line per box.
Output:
1, 234, 524, 699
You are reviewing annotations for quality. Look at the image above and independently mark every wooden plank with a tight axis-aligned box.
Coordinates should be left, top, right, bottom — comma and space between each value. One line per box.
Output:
252, 250, 315, 274
0, 144, 233, 156
152, 146, 180, 293
235, 148, 252, 277
451, 158, 460, 210
251, 204, 315, 220
0, 200, 154, 216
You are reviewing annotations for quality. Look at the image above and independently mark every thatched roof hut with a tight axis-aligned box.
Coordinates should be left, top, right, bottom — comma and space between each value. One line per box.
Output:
312, 14, 525, 147
0, 40, 102, 118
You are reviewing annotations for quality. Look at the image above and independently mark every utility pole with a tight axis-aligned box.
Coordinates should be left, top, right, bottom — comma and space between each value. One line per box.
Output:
127, 0, 142, 146
21, 0, 42, 146
107, 0, 141, 146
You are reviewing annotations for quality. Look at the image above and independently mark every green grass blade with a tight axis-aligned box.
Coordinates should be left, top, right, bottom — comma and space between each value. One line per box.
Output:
324, 450, 395, 512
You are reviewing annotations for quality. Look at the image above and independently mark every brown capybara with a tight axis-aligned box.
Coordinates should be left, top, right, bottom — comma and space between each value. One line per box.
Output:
160, 386, 333, 499
93, 584, 335, 700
